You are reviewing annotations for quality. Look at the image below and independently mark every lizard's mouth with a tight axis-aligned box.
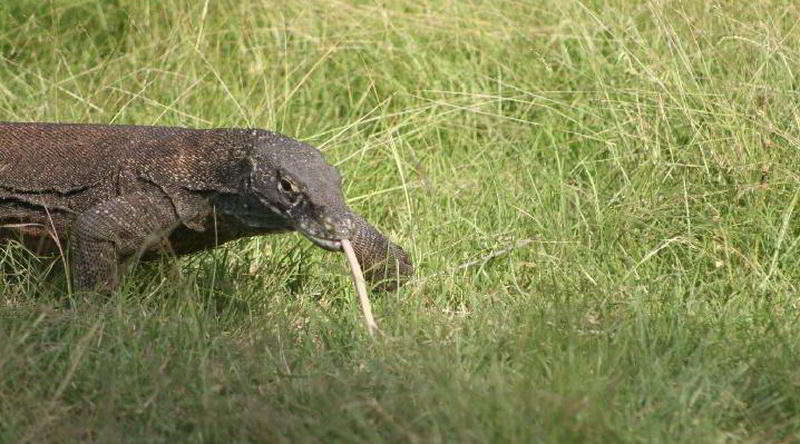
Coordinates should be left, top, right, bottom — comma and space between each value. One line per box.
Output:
292, 215, 350, 252
304, 234, 343, 251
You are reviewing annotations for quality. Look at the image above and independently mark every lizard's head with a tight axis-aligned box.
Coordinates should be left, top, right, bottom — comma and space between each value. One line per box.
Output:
239, 131, 354, 249
227, 129, 413, 290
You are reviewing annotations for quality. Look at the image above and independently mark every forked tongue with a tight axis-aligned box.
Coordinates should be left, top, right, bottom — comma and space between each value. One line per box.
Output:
340, 238, 379, 337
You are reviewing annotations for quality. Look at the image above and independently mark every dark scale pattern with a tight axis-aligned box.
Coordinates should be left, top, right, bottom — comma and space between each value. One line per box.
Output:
0, 122, 412, 293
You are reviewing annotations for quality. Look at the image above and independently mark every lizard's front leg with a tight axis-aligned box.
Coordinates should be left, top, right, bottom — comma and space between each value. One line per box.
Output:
70, 191, 190, 293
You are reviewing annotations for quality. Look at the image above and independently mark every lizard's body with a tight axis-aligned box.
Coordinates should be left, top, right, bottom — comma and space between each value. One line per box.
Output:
0, 122, 412, 292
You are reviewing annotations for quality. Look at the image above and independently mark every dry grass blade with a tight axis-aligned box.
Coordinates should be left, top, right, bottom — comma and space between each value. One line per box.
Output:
340, 238, 379, 337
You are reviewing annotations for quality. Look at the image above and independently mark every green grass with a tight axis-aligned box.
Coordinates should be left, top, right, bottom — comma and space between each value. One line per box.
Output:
2, 0, 800, 442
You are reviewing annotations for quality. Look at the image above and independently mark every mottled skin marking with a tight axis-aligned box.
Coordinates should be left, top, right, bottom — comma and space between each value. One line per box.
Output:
0, 122, 412, 293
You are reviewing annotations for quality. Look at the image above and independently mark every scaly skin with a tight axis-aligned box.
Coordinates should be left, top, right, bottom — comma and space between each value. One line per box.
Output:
0, 122, 412, 293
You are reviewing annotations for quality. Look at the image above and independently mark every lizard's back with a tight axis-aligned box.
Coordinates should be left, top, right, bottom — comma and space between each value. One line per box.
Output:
0, 122, 233, 254
0, 122, 195, 192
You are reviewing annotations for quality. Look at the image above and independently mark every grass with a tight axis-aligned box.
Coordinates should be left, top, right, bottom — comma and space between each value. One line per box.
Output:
2, 0, 800, 442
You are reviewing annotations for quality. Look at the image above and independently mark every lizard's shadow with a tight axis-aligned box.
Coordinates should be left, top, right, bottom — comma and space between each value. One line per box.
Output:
0, 241, 71, 301
122, 239, 317, 313
2, 237, 323, 314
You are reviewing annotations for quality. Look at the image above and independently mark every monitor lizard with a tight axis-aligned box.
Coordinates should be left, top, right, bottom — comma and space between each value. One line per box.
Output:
0, 122, 412, 293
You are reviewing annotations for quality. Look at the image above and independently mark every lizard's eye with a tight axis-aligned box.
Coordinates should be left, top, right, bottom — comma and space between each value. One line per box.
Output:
278, 178, 296, 194
278, 178, 301, 205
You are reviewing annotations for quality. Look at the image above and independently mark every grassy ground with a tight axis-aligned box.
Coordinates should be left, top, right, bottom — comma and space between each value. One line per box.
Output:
2, 0, 800, 442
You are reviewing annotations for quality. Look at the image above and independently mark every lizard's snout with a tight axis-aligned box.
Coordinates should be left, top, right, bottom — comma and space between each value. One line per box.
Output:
294, 211, 352, 242
294, 208, 413, 291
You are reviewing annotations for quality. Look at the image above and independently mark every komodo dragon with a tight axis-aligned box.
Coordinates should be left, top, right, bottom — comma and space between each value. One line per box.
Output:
0, 122, 412, 293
